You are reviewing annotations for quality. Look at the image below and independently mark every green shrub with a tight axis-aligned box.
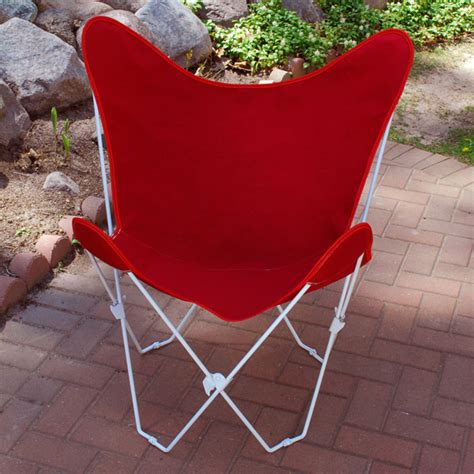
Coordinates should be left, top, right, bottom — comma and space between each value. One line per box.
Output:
382, 0, 474, 46
205, 0, 473, 72
181, 0, 202, 13
319, 0, 382, 51
206, 0, 328, 73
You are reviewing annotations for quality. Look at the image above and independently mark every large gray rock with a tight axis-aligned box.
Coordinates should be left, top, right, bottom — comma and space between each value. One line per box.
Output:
101, 0, 147, 12
35, 8, 77, 48
199, 0, 248, 27
0, 80, 31, 147
0, 0, 37, 24
281, 0, 324, 23
364, 0, 388, 8
77, 10, 156, 55
136, 0, 212, 67
0, 18, 91, 116
36, 0, 112, 20
43, 172, 80, 194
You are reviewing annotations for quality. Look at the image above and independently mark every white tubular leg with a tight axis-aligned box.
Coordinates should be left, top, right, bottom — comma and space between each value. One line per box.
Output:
277, 305, 323, 363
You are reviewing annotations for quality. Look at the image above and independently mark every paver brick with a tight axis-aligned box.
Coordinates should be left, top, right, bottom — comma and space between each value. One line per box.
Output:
462, 431, 474, 474
186, 422, 246, 473
345, 380, 392, 430
12, 432, 97, 473
385, 224, 444, 247
357, 281, 422, 307
0, 455, 37, 474
419, 445, 460, 474
88, 452, 138, 474
39, 355, 114, 389
0, 340, 47, 371
0, 399, 41, 453
230, 375, 309, 412
378, 303, 417, 342
370, 339, 441, 372
391, 201, 425, 228
32, 288, 98, 314
440, 236, 473, 266
71, 416, 148, 457
403, 243, 438, 275
0, 320, 64, 351
439, 354, 474, 403
15, 305, 82, 331
397, 271, 460, 297
0, 365, 30, 394
88, 372, 148, 422
365, 252, 403, 285
16, 375, 63, 404
282, 442, 368, 473
413, 326, 474, 357
385, 411, 464, 450
335, 426, 417, 467
432, 397, 474, 428
417, 293, 456, 332
56, 318, 111, 359
35, 385, 97, 437
392, 367, 438, 415
425, 195, 457, 221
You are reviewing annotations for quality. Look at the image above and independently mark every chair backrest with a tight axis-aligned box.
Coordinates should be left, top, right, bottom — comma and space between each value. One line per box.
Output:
83, 17, 413, 268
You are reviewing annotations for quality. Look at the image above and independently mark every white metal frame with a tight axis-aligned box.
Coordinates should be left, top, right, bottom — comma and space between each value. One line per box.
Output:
90, 96, 392, 453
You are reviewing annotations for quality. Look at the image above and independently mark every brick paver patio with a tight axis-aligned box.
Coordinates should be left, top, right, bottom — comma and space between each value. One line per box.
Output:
0, 142, 473, 473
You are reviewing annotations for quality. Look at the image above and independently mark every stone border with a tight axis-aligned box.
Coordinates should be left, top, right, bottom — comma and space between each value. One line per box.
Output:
0, 195, 107, 315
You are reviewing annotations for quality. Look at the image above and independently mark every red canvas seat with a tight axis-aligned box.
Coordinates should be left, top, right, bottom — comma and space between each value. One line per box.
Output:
73, 16, 413, 454
73, 17, 412, 322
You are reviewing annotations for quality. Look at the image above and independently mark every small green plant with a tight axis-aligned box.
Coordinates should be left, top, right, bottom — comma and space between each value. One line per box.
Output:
61, 119, 71, 161
15, 227, 31, 237
207, 0, 328, 73
51, 106, 58, 141
181, 0, 202, 13
50, 107, 72, 161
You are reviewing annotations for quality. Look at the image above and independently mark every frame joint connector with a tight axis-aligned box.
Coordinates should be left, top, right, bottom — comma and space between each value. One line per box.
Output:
330, 317, 345, 334
110, 302, 125, 320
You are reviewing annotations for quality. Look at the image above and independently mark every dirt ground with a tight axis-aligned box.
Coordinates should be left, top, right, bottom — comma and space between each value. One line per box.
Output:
393, 37, 474, 144
0, 102, 103, 271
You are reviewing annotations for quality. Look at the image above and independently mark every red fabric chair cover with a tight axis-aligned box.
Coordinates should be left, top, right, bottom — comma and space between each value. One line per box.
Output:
74, 17, 413, 322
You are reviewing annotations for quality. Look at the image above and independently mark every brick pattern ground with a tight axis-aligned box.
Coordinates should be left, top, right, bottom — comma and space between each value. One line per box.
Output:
0, 143, 473, 473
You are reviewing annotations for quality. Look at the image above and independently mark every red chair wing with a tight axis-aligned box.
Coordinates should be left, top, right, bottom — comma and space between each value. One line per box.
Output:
81, 18, 413, 321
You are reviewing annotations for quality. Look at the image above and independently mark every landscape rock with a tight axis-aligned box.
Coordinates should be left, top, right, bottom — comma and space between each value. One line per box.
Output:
364, 0, 389, 8
36, 0, 113, 20
199, 0, 248, 27
281, 0, 324, 23
35, 234, 72, 267
0, 80, 31, 147
43, 172, 80, 194
0, 275, 27, 314
101, 0, 147, 12
35, 8, 77, 48
0, 18, 91, 115
81, 196, 107, 225
0, 0, 37, 24
77, 10, 156, 55
136, 0, 212, 67
9, 252, 50, 290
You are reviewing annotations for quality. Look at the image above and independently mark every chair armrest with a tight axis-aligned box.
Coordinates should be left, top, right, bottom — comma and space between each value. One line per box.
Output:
72, 218, 129, 271
308, 223, 373, 288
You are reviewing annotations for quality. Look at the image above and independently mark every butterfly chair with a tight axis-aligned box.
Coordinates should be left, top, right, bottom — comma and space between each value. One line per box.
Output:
73, 17, 413, 453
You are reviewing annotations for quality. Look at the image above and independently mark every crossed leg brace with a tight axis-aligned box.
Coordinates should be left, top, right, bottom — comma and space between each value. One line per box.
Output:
89, 252, 360, 453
